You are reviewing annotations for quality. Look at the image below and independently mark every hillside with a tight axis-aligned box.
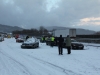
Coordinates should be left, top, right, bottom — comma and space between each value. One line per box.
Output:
0, 24, 23, 33
44, 26, 68, 31
95, 31, 100, 35
0, 24, 97, 35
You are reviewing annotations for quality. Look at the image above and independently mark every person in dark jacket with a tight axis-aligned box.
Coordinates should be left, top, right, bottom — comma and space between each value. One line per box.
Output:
26, 35, 29, 40
65, 35, 71, 54
58, 35, 64, 55
54, 36, 58, 46
50, 36, 55, 47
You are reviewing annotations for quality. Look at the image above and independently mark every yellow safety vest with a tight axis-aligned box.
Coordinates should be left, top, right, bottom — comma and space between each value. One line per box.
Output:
51, 37, 55, 41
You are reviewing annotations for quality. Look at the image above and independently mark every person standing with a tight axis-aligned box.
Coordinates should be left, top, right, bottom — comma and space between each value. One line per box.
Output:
65, 35, 71, 54
50, 36, 55, 47
58, 35, 64, 55
54, 36, 58, 46
26, 35, 29, 40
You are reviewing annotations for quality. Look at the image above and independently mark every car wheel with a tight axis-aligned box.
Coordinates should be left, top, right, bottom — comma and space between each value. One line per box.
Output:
81, 47, 84, 50
37, 45, 39, 48
21, 46, 23, 48
46, 43, 48, 45
71, 46, 73, 49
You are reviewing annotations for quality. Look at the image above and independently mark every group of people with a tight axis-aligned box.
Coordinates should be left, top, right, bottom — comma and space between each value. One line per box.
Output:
57, 35, 71, 55
26, 35, 71, 55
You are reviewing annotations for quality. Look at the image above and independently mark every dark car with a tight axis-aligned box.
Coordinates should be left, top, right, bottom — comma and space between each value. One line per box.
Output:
63, 39, 84, 49
46, 37, 84, 49
71, 39, 84, 49
46, 37, 57, 46
40, 37, 46, 43
46, 37, 51, 45
21, 37, 39, 49
40, 39, 45, 43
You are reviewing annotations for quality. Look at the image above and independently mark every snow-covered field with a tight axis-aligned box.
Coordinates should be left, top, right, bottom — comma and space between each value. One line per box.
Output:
0, 38, 100, 75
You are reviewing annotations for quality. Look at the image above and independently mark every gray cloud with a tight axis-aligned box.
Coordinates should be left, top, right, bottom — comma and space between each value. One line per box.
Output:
0, 0, 100, 31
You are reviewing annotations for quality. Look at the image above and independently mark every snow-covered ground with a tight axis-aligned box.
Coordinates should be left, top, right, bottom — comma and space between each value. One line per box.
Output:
0, 38, 100, 75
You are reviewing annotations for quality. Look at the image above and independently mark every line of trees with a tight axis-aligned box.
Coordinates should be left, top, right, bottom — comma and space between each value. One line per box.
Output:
12, 26, 52, 36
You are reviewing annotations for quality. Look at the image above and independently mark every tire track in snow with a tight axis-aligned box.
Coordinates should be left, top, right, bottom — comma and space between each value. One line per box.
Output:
27, 54, 82, 75
71, 56, 100, 74
0, 48, 33, 75
6, 44, 82, 75
84, 60, 100, 73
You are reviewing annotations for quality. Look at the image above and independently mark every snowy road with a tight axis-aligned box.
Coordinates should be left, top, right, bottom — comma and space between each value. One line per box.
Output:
0, 38, 100, 75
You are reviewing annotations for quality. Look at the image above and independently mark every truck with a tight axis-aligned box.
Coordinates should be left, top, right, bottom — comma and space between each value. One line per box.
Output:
52, 29, 76, 38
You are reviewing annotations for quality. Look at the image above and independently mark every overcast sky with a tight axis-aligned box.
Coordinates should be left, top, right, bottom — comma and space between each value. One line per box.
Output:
0, 0, 100, 31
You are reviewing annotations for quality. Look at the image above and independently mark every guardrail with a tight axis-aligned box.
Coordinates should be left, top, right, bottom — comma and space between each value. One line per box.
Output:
75, 38, 100, 44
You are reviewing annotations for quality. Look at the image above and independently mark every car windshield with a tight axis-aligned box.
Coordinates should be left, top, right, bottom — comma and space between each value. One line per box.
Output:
71, 39, 77, 42
25, 38, 35, 42
19, 35, 25, 39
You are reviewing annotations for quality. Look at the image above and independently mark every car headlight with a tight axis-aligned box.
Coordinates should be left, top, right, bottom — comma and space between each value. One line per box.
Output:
72, 44, 76, 46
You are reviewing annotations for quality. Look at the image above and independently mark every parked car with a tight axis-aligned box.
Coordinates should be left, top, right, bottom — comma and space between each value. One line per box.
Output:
71, 39, 84, 49
16, 35, 26, 43
0, 34, 4, 42
21, 37, 39, 48
46, 37, 84, 49
16, 37, 25, 43
46, 37, 58, 46
0, 36, 2, 42
63, 39, 84, 49
46, 37, 51, 45
40, 37, 46, 43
